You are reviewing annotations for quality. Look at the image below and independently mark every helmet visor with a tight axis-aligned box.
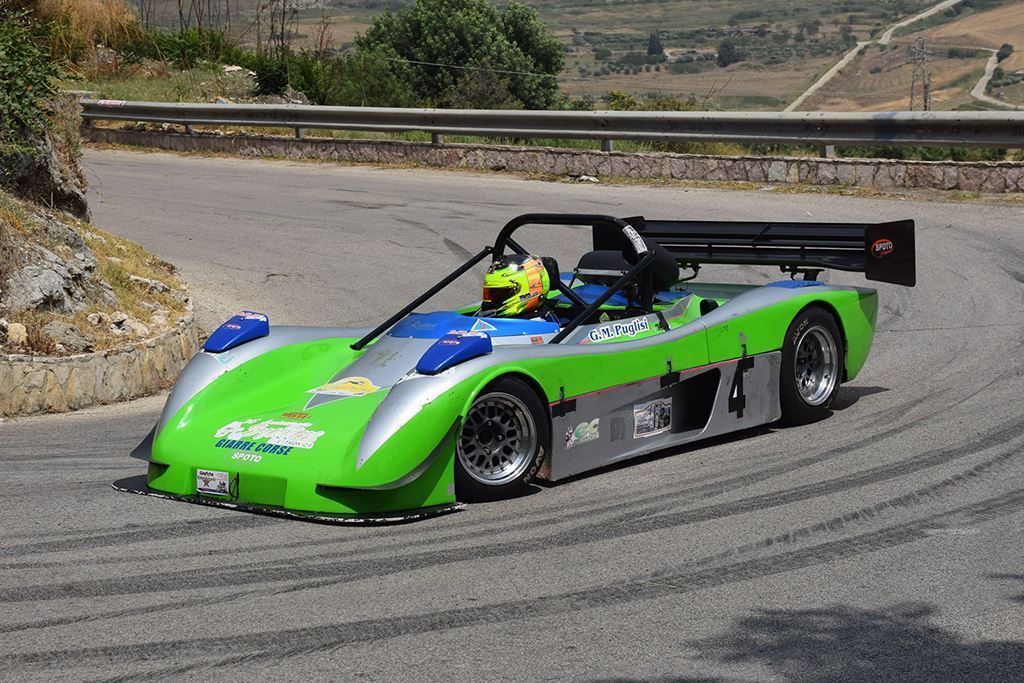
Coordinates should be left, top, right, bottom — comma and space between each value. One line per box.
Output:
482, 285, 517, 309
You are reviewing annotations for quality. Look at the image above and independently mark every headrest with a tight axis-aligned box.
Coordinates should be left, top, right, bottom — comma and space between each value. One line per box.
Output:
575, 239, 678, 290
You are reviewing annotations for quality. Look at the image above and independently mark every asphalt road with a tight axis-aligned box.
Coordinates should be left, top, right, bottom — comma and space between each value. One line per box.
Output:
2, 149, 1023, 681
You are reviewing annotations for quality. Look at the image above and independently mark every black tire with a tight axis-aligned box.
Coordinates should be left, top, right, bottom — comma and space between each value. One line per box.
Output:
455, 377, 549, 502
779, 306, 844, 426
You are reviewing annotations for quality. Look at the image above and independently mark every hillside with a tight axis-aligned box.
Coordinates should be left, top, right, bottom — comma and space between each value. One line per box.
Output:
95, 0, 1023, 110
141, 0, 940, 108
804, 1, 1023, 110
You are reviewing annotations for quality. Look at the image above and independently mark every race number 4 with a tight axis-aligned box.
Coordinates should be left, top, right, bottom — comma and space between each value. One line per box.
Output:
728, 356, 755, 418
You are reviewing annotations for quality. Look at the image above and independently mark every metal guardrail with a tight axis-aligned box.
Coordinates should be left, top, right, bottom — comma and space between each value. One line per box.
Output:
80, 99, 1024, 151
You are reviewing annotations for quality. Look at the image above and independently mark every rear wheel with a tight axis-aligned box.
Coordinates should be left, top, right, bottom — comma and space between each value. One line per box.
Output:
780, 306, 844, 426
455, 377, 549, 502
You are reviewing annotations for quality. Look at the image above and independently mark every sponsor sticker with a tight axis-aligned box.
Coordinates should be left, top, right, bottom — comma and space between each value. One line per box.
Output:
196, 469, 229, 495
584, 316, 651, 344
282, 411, 309, 419
530, 335, 545, 345
470, 319, 497, 333
214, 419, 325, 450
231, 452, 261, 463
240, 311, 268, 321
871, 238, 894, 258
207, 351, 237, 366
633, 399, 672, 438
308, 376, 380, 398
442, 330, 490, 343
622, 225, 649, 255
565, 418, 600, 449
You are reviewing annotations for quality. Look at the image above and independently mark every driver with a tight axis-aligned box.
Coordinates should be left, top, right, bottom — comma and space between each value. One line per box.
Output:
480, 254, 552, 318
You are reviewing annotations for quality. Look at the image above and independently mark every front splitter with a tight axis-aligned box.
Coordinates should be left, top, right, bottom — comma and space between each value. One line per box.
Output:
112, 476, 465, 525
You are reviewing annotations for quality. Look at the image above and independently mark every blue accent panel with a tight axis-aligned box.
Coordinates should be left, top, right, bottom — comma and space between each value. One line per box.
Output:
552, 284, 688, 306
765, 280, 825, 289
389, 311, 559, 340
416, 333, 493, 375
203, 312, 270, 353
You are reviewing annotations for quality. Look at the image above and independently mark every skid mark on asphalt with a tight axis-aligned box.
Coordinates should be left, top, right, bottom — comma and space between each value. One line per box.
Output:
0, 515, 280, 557
3, 418, 1021, 603
665, 445, 1022, 572
6, 489, 1023, 677
0, 589, 261, 635
0, 445, 777, 570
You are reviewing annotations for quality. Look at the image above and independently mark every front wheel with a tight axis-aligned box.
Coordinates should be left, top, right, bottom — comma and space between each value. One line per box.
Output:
779, 306, 844, 426
455, 377, 549, 502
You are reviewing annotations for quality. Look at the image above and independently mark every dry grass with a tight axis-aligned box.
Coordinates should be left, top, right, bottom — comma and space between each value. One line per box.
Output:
925, 3, 1024, 73
35, 0, 142, 73
561, 56, 838, 107
803, 43, 988, 111
0, 207, 21, 290
0, 190, 189, 356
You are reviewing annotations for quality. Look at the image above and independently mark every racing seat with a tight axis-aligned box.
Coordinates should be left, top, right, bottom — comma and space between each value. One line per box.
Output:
560, 238, 683, 310
574, 238, 679, 290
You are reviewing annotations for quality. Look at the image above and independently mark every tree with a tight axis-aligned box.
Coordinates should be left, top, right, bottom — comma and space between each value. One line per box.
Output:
0, 10, 57, 146
996, 43, 1013, 62
355, 0, 564, 109
647, 32, 663, 56
440, 60, 521, 109
717, 39, 744, 67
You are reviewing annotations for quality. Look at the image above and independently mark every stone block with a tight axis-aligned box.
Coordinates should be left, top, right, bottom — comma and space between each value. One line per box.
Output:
767, 161, 787, 183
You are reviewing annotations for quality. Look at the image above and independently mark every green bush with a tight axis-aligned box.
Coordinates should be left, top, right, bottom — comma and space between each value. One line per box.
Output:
287, 51, 418, 108
122, 28, 249, 70
250, 54, 289, 96
0, 11, 58, 146
355, 0, 564, 109
717, 40, 745, 67
288, 52, 344, 105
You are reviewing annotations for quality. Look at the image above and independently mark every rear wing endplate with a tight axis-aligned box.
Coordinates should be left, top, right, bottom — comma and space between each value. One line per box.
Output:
595, 217, 916, 287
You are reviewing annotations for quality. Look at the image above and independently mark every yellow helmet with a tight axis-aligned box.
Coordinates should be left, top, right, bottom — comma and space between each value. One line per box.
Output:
481, 254, 551, 317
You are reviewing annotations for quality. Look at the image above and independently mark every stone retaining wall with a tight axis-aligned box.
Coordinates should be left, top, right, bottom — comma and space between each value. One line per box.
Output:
0, 315, 199, 417
85, 127, 1024, 193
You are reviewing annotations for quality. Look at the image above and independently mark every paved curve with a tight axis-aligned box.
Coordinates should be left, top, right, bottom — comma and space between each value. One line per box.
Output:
2, 149, 1023, 681
971, 49, 1024, 111
786, 0, 965, 111
878, 0, 965, 46
784, 41, 869, 112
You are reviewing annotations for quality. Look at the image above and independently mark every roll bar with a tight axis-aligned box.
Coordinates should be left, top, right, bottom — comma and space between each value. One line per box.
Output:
351, 213, 658, 350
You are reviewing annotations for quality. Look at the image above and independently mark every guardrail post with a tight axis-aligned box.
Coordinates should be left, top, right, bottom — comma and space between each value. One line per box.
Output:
601, 138, 614, 152
431, 133, 445, 145
295, 127, 305, 139
819, 144, 835, 159
184, 124, 193, 135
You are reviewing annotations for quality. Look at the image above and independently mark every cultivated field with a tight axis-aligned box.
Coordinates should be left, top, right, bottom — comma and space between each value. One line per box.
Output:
802, 43, 987, 111
924, 1, 1024, 72
804, 2, 1023, 110
560, 56, 838, 110
146, 0, 940, 106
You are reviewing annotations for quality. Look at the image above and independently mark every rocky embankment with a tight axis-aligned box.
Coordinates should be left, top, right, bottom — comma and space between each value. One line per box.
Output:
1, 94, 198, 416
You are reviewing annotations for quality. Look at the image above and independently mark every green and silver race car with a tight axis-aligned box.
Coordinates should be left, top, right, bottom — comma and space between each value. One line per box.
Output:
118, 213, 916, 522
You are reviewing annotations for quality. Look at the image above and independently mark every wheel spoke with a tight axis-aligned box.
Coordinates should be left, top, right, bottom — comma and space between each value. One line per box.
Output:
794, 326, 839, 406
457, 391, 538, 487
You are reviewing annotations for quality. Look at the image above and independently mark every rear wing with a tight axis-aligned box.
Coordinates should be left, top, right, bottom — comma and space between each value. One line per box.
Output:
595, 217, 916, 287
